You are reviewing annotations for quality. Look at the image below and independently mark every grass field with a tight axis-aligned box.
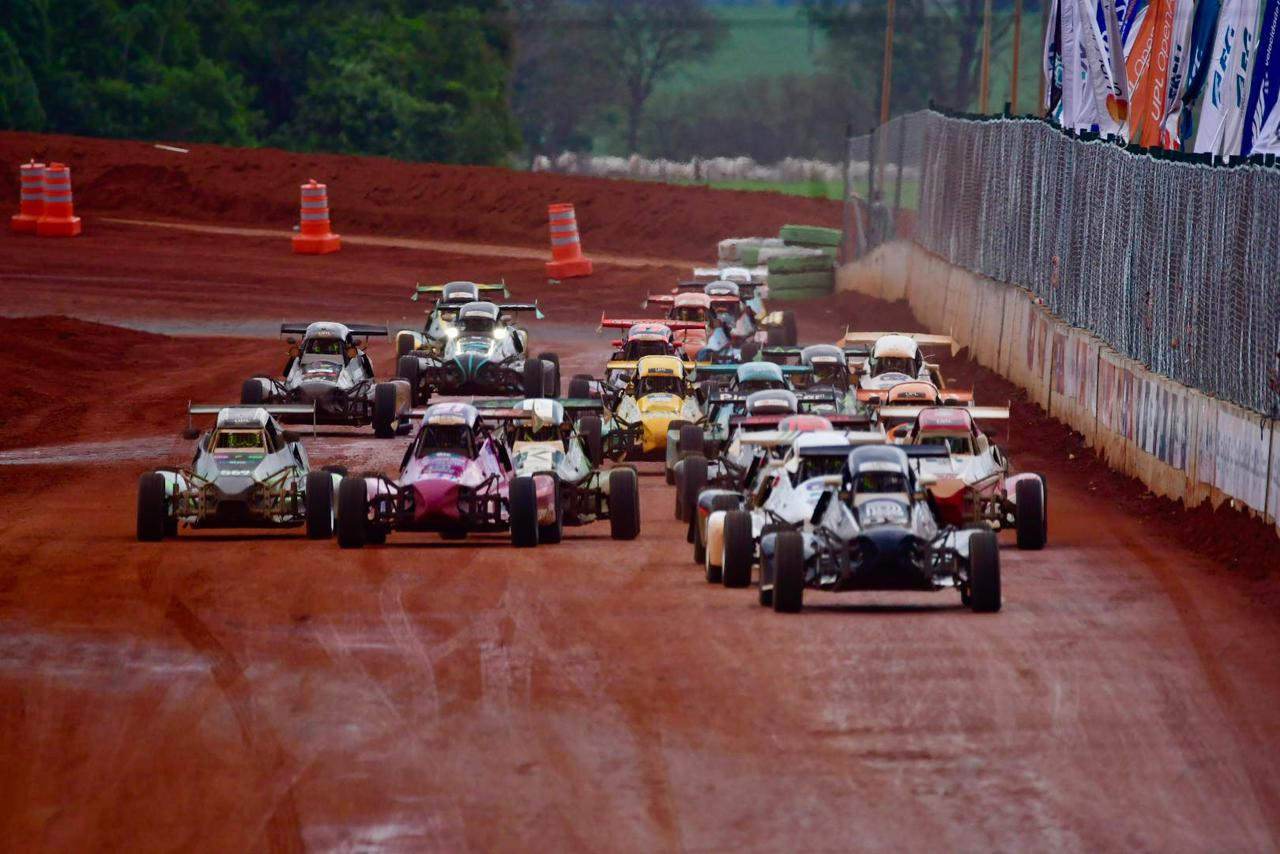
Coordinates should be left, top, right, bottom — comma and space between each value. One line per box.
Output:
661, 4, 825, 93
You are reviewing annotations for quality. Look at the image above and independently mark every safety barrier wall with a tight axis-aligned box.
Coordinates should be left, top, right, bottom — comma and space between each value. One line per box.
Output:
838, 242, 1280, 531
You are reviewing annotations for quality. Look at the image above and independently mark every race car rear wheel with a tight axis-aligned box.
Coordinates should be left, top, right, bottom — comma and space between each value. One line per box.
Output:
509, 476, 539, 547
698, 494, 741, 574
305, 471, 335, 539
608, 468, 641, 540
722, 511, 754, 588
678, 424, 705, 459
766, 327, 787, 346
758, 523, 787, 604
968, 529, 1001, 612
1014, 477, 1047, 550
538, 352, 561, 398
337, 479, 368, 549
772, 531, 805, 613
240, 379, 264, 405
740, 340, 759, 363
539, 482, 563, 544
675, 454, 708, 523
568, 374, 593, 400
136, 472, 169, 542
372, 382, 398, 439
523, 358, 546, 398
580, 415, 603, 467
397, 355, 423, 407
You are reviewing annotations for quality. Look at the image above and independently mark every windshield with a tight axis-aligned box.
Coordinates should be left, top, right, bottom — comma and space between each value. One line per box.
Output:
415, 423, 475, 457
460, 314, 495, 334
213, 429, 265, 451
627, 340, 669, 359
304, 337, 343, 357
798, 456, 846, 480
928, 434, 973, 454
874, 356, 915, 377
853, 471, 908, 494
811, 362, 848, 388
514, 423, 562, 443
738, 378, 784, 394
637, 375, 682, 396
674, 306, 708, 323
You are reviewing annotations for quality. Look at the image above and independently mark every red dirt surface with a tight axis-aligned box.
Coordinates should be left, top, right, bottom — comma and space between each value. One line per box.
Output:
0, 131, 841, 261
3, 139, 1280, 850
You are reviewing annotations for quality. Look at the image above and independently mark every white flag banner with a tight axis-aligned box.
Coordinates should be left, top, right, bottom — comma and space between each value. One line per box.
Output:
1160, 0, 1202, 146
1061, 0, 1094, 129
1080, 0, 1130, 134
1194, 0, 1263, 154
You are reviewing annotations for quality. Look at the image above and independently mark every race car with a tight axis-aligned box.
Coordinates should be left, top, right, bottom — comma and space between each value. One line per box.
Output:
642, 290, 739, 359
335, 402, 540, 547
136, 404, 341, 541
841, 332, 964, 397
575, 317, 706, 398
680, 275, 799, 346
759, 344, 865, 412
758, 444, 1002, 613
889, 404, 1047, 549
241, 321, 413, 438
478, 398, 641, 542
395, 280, 510, 357
396, 300, 557, 403
604, 354, 703, 459
702, 427, 887, 587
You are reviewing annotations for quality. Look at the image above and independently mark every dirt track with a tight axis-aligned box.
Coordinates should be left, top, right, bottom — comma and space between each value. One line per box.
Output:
3, 155, 1280, 850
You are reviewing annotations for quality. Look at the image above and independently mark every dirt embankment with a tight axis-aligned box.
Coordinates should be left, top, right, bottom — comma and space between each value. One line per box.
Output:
0, 131, 841, 261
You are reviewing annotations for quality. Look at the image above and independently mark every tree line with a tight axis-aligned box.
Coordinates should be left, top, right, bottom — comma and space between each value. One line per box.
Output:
0, 0, 1025, 166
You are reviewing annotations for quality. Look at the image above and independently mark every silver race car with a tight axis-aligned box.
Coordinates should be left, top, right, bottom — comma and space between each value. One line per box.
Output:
241, 322, 413, 438
136, 404, 343, 540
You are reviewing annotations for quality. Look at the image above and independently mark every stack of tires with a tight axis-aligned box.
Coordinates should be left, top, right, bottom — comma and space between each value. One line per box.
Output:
717, 237, 783, 267
764, 224, 841, 301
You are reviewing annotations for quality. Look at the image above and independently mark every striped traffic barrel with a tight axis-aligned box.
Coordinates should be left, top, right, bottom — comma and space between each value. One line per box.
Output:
10, 160, 44, 234
292, 179, 341, 255
35, 162, 81, 237
545, 203, 593, 279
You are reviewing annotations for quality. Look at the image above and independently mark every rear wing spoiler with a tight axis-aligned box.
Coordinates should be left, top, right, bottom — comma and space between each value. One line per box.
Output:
729, 413, 873, 430
473, 398, 606, 418
412, 281, 509, 301
877, 405, 1010, 422
841, 330, 958, 356
696, 364, 813, 377
186, 402, 318, 436
280, 323, 387, 338
498, 303, 544, 319
643, 294, 676, 307
597, 314, 705, 333
902, 444, 953, 459
678, 279, 762, 298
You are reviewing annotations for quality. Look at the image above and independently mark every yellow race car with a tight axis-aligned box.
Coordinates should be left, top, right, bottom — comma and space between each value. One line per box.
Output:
604, 355, 704, 457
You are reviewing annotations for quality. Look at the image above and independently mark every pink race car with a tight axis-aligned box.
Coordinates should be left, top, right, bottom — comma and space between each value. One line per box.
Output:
335, 402, 540, 547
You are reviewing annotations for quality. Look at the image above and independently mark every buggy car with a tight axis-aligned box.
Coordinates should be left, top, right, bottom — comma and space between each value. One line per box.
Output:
478, 398, 641, 542
136, 404, 342, 540
241, 321, 413, 438
604, 354, 703, 459
397, 300, 558, 403
395, 280, 510, 357
758, 444, 1002, 613
335, 402, 540, 547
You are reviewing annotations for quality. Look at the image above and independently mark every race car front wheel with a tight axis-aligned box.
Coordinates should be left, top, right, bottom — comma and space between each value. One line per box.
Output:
372, 383, 398, 438
305, 471, 335, 540
580, 416, 603, 467
722, 511, 754, 589
968, 529, 1002, 612
510, 476, 539, 547
337, 479, 368, 549
608, 468, 640, 541
523, 359, 546, 398
136, 472, 170, 542
1014, 477, 1047, 550
397, 355, 423, 407
568, 374, 593, 400
675, 455, 708, 523
240, 379, 264, 405
772, 532, 805, 613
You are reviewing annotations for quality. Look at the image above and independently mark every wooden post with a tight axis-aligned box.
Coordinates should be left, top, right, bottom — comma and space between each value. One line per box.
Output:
879, 0, 897, 126
980, 0, 994, 113
1011, 0, 1023, 114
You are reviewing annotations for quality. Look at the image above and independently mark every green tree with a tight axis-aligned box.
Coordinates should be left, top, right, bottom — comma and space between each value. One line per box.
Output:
0, 28, 45, 130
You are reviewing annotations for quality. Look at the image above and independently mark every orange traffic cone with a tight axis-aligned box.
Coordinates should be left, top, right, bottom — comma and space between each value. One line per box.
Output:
35, 163, 81, 237
292, 179, 341, 254
10, 160, 44, 234
545, 203, 592, 278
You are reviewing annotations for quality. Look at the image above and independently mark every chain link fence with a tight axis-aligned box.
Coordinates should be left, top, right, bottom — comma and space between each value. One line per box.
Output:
844, 109, 1280, 416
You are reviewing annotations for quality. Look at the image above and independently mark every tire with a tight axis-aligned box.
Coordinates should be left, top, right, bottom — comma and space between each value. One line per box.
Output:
696, 494, 738, 570
676, 454, 707, 523
780, 310, 798, 346
337, 479, 368, 549
778, 224, 842, 246
678, 423, 705, 459
305, 471, 334, 539
523, 358, 545, 398
240, 379, 264, 405
398, 355, 422, 407
568, 374, 592, 399
539, 482, 563, 544
766, 327, 786, 346
772, 531, 805, 613
372, 383, 397, 439
136, 473, 169, 542
509, 476, 539, 547
608, 468, 640, 540
1015, 477, 1047, 550
722, 511, 754, 588
580, 415, 603, 467
322, 464, 348, 477
1035, 472, 1049, 543
740, 340, 759, 362
538, 352, 561, 397
396, 334, 414, 358
968, 530, 1001, 612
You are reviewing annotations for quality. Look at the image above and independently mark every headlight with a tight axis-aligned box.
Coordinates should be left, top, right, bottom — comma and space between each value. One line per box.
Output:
860, 499, 908, 527
445, 327, 459, 339
494, 327, 509, 340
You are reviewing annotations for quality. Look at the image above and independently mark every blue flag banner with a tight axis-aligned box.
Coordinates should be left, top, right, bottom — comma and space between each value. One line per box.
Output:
1180, 0, 1225, 145
1243, 0, 1280, 153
